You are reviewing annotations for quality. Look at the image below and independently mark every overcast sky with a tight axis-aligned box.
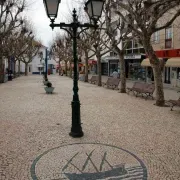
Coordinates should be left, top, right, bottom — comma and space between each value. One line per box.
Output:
25, 0, 84, 47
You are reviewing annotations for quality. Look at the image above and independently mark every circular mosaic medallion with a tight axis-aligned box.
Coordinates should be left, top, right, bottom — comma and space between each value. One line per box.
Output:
31, 143, 147, 180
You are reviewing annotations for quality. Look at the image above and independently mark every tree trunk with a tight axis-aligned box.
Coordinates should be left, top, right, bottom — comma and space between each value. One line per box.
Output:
152, 65, 165, 106
18, 60, 21, 75
0, 57, 4, 83
8, 58, 10, 70
25, 63, 28, 76
118, 51, 126, 93
97, 53, 102, 86
65, 61, 68, 76
84, 52, 89, 82
13, 61, 16, 78
144, 40, 165, 106
58, 61, 61, 75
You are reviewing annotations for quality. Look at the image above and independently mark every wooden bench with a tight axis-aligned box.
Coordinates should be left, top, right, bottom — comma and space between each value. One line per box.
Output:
168, 99, 180, 111
102, 77, 120, 90
88, 76, 97, 84
168, 91, 180, 110
127, 82, 143, 94
127, 82, 155, 100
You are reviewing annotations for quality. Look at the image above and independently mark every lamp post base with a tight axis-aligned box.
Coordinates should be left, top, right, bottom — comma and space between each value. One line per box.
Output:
69, 131, 84, 138
70, 100, 84, 138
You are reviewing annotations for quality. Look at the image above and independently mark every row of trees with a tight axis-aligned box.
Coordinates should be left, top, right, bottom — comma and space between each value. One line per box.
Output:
0, 0, 41, 82
51, 0, 180, 107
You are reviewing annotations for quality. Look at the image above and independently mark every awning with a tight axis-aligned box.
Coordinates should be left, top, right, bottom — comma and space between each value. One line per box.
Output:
141, 58, 151, 67
37, 64, 43, 68
141, 58, 163, 67
71, 63, 84, 68
88, 60, 97, 64
165, 58, 180, 67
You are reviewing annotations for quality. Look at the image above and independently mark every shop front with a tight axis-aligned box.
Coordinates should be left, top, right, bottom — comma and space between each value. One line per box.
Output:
141, 58, 165, 83
108, 59, 119, 76
101, 54, 146, 79
88, 59, 97, 74
154, 49, 180, 87
165, 57, 180, 87
101, 57, 109, 75
141, 54, 180, 88
125, 54, 146, 80
101, 56, 119, 76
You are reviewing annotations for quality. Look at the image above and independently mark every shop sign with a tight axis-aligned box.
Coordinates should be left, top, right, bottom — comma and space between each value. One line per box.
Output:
124, 55, 141, 59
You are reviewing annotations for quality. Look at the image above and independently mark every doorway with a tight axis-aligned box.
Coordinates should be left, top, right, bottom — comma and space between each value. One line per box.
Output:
164, 67, 171, 84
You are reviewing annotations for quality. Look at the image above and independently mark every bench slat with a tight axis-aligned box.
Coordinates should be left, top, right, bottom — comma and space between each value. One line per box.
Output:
127, 82, 155, 100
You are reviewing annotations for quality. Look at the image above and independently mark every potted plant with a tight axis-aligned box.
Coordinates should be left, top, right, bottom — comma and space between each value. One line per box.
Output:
44, 81, 54, 94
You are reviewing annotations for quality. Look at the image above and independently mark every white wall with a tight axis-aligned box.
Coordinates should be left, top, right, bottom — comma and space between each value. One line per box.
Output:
31, 46, 46, 74
18, 46, 57, 74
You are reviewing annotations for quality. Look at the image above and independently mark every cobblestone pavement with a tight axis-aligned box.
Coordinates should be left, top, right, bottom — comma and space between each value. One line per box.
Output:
0, 75, 180, 180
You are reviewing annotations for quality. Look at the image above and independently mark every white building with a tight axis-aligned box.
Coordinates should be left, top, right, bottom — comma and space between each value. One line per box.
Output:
18, 45, 57, 75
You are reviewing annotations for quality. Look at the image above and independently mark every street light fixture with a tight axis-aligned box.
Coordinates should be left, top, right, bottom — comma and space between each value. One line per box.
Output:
43, 0, 61, 20
43, 0, 104, 138
85, 0, 104, 24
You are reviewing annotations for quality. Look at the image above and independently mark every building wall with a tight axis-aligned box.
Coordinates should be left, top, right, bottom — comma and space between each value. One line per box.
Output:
33, 47, 57, 74
150, 15, 180, 87
16, 47, 57, 75
152, 16, 180, 51
172, 17, 180, 49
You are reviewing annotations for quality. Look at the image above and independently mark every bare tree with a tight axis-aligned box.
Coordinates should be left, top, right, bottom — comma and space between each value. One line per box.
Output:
114, 0, 180, 106
51, 34, 73, 76
19, 39, 41, 76
15, 27, 34, 75
0, 0, 26, 82
52, 36, 64, 76
2, 25, 33, 77
78, 29, 96, 82
83, 20, 111, 86
104, 0, 133, 93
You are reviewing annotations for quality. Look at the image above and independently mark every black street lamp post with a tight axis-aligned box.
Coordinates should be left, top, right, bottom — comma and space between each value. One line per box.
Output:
43, 0, 104, 138
45, 48, 48, 79
39, 49, 48, 80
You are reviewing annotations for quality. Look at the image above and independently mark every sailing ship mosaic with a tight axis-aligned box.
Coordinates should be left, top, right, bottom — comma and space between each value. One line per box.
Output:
31, 143, 147, 180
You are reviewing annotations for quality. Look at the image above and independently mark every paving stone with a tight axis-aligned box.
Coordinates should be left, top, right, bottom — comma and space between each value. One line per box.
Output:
0, 75, 180, 180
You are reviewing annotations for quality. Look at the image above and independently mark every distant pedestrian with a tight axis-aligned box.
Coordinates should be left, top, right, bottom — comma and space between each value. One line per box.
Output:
112, 69, 118, 78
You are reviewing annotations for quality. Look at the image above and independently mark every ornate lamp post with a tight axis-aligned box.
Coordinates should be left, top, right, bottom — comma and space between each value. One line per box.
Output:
43, 0, 104, 138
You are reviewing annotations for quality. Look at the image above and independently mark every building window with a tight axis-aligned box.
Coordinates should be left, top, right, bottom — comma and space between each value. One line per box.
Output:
126, 40, 133, 49
126, 49, 133, 54
133, 40, 142, 48
165, 27, 172, 39
165, 27, 172, 48
133, 49, 139, 54
152, 31, 159, 43
124, 39, 145, 55
110, 51, 117, 56
139, 48, 145, 54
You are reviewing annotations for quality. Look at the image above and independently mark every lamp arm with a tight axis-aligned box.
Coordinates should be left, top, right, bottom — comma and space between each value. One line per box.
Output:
60, 27, 73, 38
50, 22, 73, 38
77, 23, 98, 38
77, 27, 89, 39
